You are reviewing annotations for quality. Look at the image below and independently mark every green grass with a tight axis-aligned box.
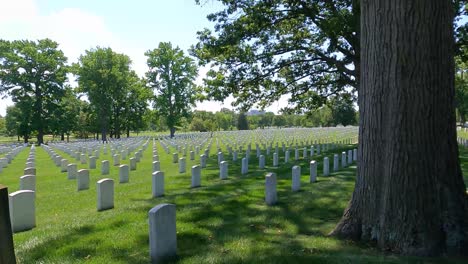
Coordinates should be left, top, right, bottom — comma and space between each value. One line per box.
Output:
1, 134, 467, 263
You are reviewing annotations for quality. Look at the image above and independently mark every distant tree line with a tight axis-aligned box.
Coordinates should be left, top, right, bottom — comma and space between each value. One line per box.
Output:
0, 40, 199, 143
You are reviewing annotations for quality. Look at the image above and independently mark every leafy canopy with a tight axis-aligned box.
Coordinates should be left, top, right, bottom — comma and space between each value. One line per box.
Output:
192, 0, 359, 113
145, 42, 198, 136
0, 38, 68, 143
74, 47, 133, 139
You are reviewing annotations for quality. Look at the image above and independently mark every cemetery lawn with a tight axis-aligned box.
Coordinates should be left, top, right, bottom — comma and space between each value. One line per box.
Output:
3, 141, 468, 263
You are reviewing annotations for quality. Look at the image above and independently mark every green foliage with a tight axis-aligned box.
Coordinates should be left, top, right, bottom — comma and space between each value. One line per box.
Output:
0, 39, 68, 144
145, 42, 198, 137
192, 0, 359, 112
214, 111, 232, 130
0, 116, 4, 135
5, 105, 22, 138
455, 44, 468, 123
74, 47, 135, 140
237, 112, 249, 130
273, 114, 287, 127
49, 86, 81, 141
119, 72, 151, 137
328, 94, 357, 126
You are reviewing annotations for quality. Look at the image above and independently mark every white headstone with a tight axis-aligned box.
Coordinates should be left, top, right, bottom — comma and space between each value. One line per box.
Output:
200, 154, 207, 168
220, 161, 228, 180
80, 154, 87, 164
152, 171, 164, 197
259, 155, 265, 169
265, 173, 277, 206
273, 152, 278, 167
217, 152, 224, 165
77, 169, 90, 191
348, 149, 353, 164
101, 160, 110, 175
310, 160, 317, 183
353, 149, 357, 161
89, 156, 97, 169
241, 158, 248, 175
60, 159, 68, 172
179, 158, 186, 173
152, 161, 161, 172
191, 165, 201, 188
20, 175, 36, 191
333, 154, 339, 172
292, 166, 301, 192
341, 152, 347, 168
323, 157, 329, 176
285, 151, 290, 163
149, 204, 177, 263
67, 164, 77, 179
130, 157, 137, 171
113, 154, 120, 166
119, 164, 129, 183
24, 167, 36, 176
172, 153, 178, 163
9, 190, 35, 233
97, 178, 114, 211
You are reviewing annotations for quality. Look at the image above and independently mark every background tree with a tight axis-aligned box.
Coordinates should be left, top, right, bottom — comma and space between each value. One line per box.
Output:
328, 94, 357, 126
193, 1, 466, 115
214, 111, 232, 131
145, 42, 198, 138
237, 112, 249, 130
121, 73, 151, 137
50, 86, 80, 141
192, 0, 360, 112
0, 115, 5, 135
258, 112, 275, 128
455, 53, 468, 123
272, 114, 286, 128
0, 39, 68, 144
331, 0, 468, 256
5, 104, 31, 142
74, 47, 132, 141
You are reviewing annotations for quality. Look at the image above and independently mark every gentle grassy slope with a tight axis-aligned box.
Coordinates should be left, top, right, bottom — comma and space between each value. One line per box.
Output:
1, 138, 467, 263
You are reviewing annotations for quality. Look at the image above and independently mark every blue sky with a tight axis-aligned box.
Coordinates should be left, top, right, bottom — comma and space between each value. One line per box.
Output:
0, 0, 290, 116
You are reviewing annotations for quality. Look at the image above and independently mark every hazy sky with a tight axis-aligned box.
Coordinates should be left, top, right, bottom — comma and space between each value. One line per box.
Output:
0, 0, 289, 116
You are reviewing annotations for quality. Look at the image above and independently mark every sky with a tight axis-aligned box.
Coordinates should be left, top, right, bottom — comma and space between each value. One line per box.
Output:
0, 0, 289, 116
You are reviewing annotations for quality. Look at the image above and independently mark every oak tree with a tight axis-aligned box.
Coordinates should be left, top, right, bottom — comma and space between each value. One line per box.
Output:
0, 39, 68, 144
145, 42, 198, 138
331, 0, 468, 256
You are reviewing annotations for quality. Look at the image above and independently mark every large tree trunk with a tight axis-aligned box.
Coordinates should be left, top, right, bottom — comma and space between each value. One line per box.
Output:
331, 0, 468, 256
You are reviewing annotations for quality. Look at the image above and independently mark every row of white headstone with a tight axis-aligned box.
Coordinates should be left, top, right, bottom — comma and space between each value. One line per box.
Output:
8, 139, 150, 233
146, 148, 358, 263
9, 145, 36, 233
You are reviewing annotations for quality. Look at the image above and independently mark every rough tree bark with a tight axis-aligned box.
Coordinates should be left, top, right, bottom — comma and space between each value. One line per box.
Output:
331, 0, 468, 256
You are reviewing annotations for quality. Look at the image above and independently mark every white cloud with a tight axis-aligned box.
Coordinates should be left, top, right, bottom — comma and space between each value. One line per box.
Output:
0, 0, 288, 117
0, 0, 122, 115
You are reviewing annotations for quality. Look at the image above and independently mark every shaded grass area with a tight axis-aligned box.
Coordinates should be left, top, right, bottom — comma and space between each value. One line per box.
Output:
1, 138, 467, 263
